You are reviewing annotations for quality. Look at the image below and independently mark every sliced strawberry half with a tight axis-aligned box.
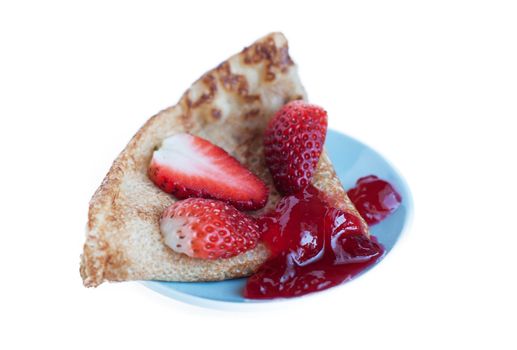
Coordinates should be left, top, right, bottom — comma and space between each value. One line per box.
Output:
149, 133, 268, 211
264, 100, 328, 195
160, 198, 261, 259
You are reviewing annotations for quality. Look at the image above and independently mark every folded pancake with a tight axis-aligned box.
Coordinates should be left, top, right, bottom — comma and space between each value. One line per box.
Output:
80, 32, 368, 287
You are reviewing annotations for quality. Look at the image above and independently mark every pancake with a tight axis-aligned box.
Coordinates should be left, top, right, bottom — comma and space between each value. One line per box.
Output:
80, 32, 368, 287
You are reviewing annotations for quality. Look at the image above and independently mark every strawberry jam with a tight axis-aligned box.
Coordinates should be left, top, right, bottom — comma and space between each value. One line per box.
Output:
244, 185, 385, 299
347, 175, 402, 225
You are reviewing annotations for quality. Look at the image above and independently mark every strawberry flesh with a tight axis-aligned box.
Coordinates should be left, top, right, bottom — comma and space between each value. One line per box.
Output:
160, 198, 261, 260
149, 133, 268, 211
264, 100, 328, 195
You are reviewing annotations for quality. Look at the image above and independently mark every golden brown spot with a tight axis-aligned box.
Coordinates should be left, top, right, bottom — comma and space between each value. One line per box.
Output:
244, 95, 260, 103
217, 62, 248, 94
216, 62, 261, 102
179, 112, 194, 131
191, 74, 217, 108
244, 108, 261, 119
278, 46, 294, 72
241, 38, 294, 81
185, 95, 192, 108
103, 249, 129, 281
105, 212, 123, 231
288, 95, 304, 103
211, 108, 222, 120
135, 206, 162, 223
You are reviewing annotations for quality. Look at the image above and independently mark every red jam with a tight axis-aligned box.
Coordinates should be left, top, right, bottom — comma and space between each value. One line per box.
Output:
347, 175, 402, 225
244, 185, 385, 299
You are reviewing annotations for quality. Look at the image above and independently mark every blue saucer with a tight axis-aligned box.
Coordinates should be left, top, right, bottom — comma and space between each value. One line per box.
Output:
143, 130, 413, 304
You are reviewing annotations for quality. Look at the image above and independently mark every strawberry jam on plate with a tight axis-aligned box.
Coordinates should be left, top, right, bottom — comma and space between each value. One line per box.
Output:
142, 130, 413, 304
244, 185, 385, 299
347, 175, 402, 225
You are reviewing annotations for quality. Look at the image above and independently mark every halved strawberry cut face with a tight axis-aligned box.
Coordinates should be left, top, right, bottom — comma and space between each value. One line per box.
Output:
149, 133, 269, 211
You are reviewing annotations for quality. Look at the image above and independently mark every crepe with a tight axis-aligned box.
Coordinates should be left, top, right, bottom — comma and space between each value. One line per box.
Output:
80, 32, 368, 287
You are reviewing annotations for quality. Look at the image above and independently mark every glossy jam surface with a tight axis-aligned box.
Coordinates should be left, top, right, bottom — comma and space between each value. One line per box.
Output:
347, 175, 402, 225
244, 185, 385, 299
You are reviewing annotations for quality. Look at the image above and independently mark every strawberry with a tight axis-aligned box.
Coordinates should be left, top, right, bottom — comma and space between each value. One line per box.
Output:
149, 133, 268, 211
264, 100, 327, 195
160, 198, 261, 259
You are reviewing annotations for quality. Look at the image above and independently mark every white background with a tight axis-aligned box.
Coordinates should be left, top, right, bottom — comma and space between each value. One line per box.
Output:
1, 1, 516, 349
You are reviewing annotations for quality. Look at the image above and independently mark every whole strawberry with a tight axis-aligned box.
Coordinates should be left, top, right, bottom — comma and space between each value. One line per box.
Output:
160, 198, 260, 260
264, 100, 328, 195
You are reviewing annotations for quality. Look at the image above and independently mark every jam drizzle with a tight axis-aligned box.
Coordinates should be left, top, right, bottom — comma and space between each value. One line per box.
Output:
244, 185, 385, 299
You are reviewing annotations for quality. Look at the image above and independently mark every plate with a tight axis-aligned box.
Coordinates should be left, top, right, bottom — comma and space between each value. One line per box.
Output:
143, 130, 413, 304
